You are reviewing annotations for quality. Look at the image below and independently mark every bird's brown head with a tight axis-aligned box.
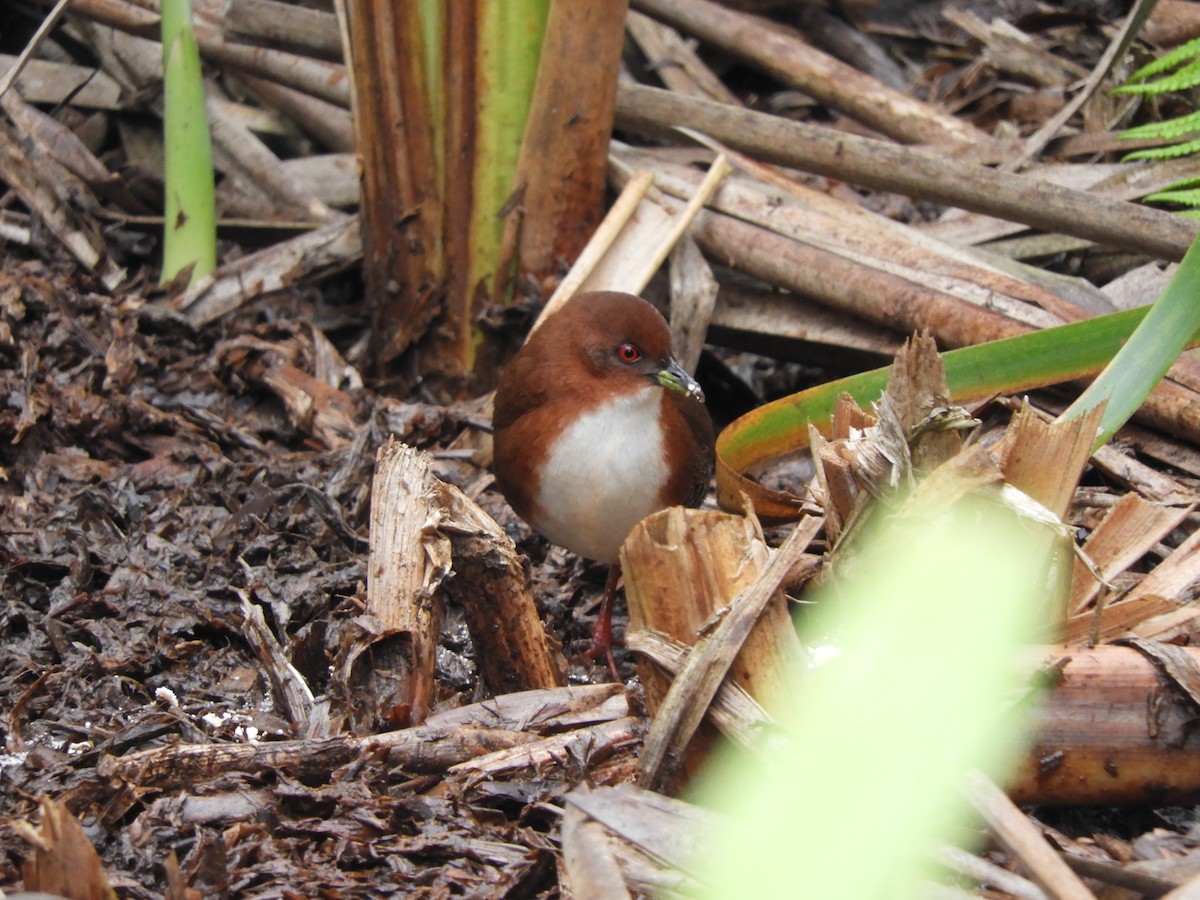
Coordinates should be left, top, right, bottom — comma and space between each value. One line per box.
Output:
500, 290, 705, 410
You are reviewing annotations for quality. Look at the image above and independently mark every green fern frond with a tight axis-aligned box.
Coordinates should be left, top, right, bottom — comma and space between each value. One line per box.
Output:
1144, 186, 1200, 205
1124, 136, 1200, 161
1119, 109, 1200, 141
1143, 174, 1200, 191
1123, 35, 1200, 83
1113, 58, 1200, 95
1114, 40, 1200, 206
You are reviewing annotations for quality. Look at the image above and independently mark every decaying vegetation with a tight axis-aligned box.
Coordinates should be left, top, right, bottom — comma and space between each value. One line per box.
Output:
5, 0, 1200, 896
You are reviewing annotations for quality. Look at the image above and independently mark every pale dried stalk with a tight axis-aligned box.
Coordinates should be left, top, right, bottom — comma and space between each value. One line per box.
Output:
535, 170, 655, 330
563, 153, 728, 310
574, 163, 678, 297
626, 154, 730, 295
99, 684, 627, 788
633, 0, 985, 145
615, 83, 1198, 261
965, 770, 1097, 900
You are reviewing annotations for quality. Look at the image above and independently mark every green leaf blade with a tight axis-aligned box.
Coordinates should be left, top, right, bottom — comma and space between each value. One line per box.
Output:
1063, 237, 1200, 446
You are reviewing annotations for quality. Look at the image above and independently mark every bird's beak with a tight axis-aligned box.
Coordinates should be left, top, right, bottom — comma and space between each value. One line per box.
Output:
657, 357, 706, 404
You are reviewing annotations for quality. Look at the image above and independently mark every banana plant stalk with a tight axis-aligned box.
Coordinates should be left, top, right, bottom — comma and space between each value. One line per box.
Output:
345, 1, 552, 375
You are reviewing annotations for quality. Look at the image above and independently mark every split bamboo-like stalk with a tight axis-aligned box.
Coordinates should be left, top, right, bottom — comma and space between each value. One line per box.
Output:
358, 439, 563, 727
357, 439, 445, 727
433, 478, 566, 696
1000, 403, 1105, 522
623, 509, 793, 708
622, 508, 809, 787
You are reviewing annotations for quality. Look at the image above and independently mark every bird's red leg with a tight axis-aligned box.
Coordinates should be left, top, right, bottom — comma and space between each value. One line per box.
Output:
587, 563, 622, 681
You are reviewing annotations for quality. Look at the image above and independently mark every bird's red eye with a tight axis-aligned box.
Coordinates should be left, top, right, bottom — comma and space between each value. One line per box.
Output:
617, 342, 641, 363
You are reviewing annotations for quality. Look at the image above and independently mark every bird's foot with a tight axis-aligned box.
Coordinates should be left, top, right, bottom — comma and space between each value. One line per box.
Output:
585, 631, 621, 683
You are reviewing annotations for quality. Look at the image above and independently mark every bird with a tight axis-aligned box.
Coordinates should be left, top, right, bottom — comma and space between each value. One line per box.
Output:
492, 290, 715, 678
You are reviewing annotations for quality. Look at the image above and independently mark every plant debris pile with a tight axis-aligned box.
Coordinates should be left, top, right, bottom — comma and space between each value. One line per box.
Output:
5, 0, 1200, 896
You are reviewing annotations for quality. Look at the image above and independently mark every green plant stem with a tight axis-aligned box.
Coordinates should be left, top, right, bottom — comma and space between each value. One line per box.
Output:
161, 0, 216, 287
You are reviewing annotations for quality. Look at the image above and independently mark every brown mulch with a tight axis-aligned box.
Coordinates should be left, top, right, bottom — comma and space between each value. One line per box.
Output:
0, 263, 442, 892
2, 250, 641, 893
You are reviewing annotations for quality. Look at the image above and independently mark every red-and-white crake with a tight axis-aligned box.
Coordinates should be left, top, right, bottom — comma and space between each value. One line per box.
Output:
493, 291, 715, 678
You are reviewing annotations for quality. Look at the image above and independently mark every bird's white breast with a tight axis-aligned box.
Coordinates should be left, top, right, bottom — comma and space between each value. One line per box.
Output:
534, 386, 668, 563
